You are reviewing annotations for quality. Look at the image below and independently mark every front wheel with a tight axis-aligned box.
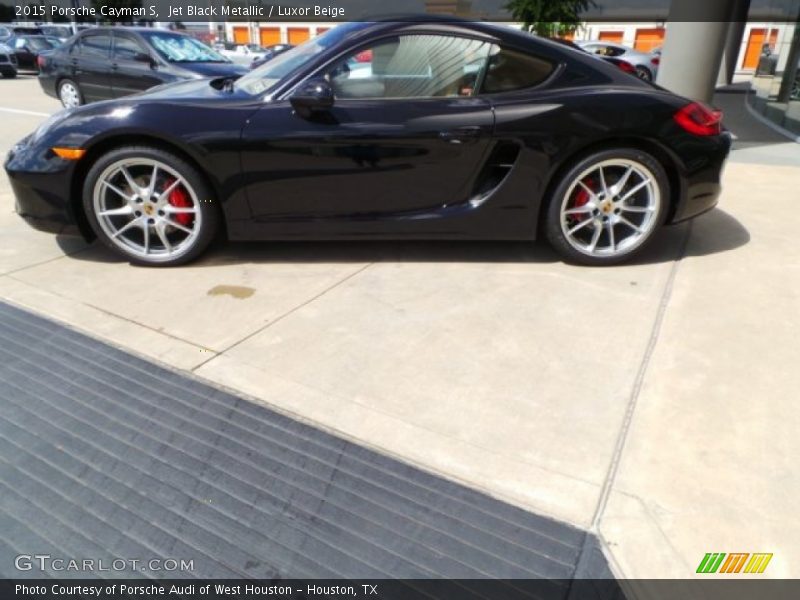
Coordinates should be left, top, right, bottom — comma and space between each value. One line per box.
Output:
544, 149, 669, 266
83, 146, 220, 267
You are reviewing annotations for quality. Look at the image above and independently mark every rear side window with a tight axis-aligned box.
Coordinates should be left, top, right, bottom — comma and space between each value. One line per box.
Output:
480, 47, 555, 94
81, 34, 111, 59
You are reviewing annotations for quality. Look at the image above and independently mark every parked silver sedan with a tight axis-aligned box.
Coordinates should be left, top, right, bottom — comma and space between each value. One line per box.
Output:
577, 41, 660, 81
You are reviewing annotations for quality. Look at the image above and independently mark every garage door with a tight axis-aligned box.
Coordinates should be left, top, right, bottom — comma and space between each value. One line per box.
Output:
599, 31, 624, 44
634, 28, 664, 53
232, 26, 249, 44
259, 27, 281, 47
743, 28, 779, 70
287, 27, 310, 45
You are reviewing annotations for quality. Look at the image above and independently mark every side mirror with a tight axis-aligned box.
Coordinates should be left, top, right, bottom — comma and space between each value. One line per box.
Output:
290, 78, 334, 118
134, 51, 156, 68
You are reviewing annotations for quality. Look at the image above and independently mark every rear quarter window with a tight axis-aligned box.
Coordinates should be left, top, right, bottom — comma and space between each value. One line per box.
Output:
480, 47, 555, 94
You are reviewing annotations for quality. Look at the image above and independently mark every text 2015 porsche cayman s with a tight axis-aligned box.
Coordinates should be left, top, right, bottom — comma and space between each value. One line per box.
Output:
5, 20, 731, 267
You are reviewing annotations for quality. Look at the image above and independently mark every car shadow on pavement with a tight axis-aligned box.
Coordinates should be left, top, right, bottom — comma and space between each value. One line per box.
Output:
59, 208, 749, 268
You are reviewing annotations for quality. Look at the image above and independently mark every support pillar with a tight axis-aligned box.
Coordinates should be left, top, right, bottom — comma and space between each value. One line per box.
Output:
656, 0, 735, 102
717, 0, 751, 86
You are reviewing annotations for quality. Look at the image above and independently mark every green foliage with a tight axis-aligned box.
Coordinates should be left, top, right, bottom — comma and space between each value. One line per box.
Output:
505, 0, 597, 37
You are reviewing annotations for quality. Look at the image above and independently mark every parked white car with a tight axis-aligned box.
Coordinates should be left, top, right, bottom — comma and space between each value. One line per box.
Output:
215, 42, 268, 65
577, 40, 661, 82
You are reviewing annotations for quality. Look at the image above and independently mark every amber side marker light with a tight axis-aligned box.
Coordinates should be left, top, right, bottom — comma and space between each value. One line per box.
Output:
52, 147, 86, 160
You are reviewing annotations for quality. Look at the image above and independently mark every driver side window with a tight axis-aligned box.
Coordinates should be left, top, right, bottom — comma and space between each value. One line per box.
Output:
326, 34, 492, 99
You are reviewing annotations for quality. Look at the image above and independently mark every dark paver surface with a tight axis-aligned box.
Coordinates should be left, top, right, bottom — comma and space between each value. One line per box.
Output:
0, 301, 615, 595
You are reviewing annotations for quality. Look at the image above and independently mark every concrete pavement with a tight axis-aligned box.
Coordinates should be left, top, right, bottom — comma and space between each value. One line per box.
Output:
0, 75, 797, 583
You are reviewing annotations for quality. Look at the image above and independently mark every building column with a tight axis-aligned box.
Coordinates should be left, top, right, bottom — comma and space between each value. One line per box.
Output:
717, 0, 751, 86
777, 22, 800, 103
657, 0, 735, 102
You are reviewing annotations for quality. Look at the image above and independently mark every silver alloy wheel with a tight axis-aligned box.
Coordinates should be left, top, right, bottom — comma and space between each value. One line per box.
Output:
59, 81, 80, 108
559, 158, 660, 259
635, 66, 652, 82
92, 158, 202, 263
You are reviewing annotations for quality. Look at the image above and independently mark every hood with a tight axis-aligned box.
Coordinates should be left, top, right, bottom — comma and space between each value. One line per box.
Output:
134, 76, 253, 103
172, 61, 248, 78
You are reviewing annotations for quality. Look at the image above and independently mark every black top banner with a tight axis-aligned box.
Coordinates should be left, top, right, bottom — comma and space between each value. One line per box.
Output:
1, 0, 800, 23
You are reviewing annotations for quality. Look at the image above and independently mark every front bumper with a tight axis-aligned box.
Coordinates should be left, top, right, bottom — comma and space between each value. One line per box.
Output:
5, 137, 84, 236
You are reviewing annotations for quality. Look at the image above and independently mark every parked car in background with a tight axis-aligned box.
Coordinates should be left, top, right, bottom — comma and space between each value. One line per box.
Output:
7, 34, 56, 70
216, 42, 269, 65
550, 38, 639, 77
577, 40, 660, 81
0, 42, 18, 78
38, 27, 247, 108
40, 24, 75, 44
249, 44, 293, 69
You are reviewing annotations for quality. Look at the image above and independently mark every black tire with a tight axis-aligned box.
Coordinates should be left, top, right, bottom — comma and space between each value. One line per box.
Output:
57, 78, 83, 108
83, 145, 221, 267
635, 66, 653, 82
543, 148, 669, 266
2, 70, 17, 79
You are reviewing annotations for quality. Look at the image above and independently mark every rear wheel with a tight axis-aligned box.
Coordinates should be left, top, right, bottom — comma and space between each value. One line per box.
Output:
2, 70, 16, 79
58, 78, 82, 108
83, 146, 220, 267
544, 148, 668, 266
635, 66, 653, 81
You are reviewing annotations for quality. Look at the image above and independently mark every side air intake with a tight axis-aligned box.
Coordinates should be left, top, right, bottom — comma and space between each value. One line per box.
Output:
468, 142, 521, 207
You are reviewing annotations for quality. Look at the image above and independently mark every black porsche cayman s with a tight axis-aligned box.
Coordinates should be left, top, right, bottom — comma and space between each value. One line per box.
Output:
5, 20, 731, 266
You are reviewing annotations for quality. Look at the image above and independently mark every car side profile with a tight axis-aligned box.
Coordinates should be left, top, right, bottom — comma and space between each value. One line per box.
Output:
6, 20, 730, 267
37, 27, 247, 108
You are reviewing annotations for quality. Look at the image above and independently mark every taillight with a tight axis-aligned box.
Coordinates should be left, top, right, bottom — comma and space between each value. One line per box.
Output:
674, 102, 723, 136
651, 56, 660, 66
616, 60, 636, 74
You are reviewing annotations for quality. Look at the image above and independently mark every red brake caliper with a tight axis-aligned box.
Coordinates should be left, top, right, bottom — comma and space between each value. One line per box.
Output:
164, 178, 193, 227
571, 179, 595, 222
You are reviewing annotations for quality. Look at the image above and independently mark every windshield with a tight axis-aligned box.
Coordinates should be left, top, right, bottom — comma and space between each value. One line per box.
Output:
141, 32, 228, 63
236, 23, 365, 95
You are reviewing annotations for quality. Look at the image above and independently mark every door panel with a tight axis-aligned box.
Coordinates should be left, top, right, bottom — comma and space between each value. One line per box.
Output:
73, 33, 113, 102
259, 27, 281, 47
287, 28, 311, 46
241, 98, 494, 221
634, 28, 664, 53
598, 31, 624, 44
232, 26, 249, 44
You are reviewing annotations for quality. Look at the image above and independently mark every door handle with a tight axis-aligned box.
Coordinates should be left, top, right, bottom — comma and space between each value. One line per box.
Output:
439, 126, 482, 143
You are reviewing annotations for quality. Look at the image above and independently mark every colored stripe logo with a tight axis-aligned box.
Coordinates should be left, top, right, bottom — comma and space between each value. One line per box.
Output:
696, 553, 772, 574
